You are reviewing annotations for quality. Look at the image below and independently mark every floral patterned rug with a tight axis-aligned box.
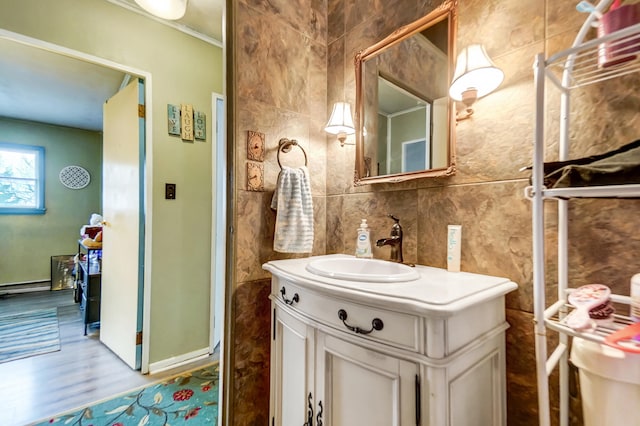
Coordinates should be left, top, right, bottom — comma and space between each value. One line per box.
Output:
32, 363, 219, 426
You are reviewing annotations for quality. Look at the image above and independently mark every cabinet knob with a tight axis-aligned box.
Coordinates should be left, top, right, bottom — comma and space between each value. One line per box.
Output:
337, 309, 384, 335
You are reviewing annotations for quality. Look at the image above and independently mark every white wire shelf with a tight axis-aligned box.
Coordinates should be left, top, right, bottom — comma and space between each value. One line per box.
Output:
525, 184, 640, 200
545, 22, 640, 90
531, 5, 640, 425
541, 184, 640, 199
544, 293, 635, 345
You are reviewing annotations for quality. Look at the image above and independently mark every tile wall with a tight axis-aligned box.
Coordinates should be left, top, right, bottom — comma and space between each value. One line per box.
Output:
231, 0, 328, 424
230, 0, 640, 424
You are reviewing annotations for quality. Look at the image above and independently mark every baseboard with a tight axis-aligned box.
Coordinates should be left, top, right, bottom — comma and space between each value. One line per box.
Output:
148, 347, 211, 374
0, 279, 49, 287
0, 281, 51, 295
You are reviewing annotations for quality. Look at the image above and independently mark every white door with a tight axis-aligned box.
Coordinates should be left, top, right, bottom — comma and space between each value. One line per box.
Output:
316, 332, 419, 426
271, 306, 315, 426
100, 79, 144, 369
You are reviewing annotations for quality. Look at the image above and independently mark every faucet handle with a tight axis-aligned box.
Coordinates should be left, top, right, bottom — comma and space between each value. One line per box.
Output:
388, 214, 400, 224
387, 214, 402, 235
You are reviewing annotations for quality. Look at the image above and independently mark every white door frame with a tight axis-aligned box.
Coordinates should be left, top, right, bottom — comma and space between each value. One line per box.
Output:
211, 92, 225, 351
0, 29, 154, 374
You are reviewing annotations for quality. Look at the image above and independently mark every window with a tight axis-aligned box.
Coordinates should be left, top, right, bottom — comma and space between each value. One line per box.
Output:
0, 143, 45, 214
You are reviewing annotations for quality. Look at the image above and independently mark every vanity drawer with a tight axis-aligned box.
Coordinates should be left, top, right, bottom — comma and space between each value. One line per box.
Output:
273, 279, 422, 352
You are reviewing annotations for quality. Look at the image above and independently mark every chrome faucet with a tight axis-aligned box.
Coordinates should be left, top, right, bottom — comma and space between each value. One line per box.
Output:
376, 214, 403, 263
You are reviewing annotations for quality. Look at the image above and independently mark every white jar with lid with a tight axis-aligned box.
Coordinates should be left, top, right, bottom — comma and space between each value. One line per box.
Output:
631, 273, 640, 322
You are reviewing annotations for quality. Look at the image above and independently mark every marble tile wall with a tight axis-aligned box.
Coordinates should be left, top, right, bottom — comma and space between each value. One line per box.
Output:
230, 0, 640, 424
231, 0, 328, 424
327, 0, 640, 424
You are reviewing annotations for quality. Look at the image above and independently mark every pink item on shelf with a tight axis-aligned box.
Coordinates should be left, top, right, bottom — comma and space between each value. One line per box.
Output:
597, 2, 640, 67
563, 284, 611, 331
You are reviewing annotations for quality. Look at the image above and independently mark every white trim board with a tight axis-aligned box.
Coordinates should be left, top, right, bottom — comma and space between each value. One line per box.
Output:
148, 347, 211, 374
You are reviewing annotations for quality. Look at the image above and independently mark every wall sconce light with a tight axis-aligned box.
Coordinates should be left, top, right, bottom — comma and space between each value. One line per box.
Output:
449, 44, 504, 121
134, 0, 188, 20
324, 102, 355, 147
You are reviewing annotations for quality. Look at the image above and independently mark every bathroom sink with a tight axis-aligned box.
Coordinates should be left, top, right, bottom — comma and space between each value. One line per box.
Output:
305, 257, 420, 283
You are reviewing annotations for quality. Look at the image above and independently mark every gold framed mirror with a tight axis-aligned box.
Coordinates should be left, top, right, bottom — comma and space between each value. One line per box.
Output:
354, 0, 457, 184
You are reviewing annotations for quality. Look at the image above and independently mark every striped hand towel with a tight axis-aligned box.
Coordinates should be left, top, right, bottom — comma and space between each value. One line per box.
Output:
270, 166, 314, 253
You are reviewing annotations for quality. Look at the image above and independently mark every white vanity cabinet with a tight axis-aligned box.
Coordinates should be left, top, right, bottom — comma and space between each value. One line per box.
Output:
264, 255, 517, 426
272, 305, 418, 426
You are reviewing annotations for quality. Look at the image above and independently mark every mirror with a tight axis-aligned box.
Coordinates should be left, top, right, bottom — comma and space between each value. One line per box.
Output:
354, 0, 457, 184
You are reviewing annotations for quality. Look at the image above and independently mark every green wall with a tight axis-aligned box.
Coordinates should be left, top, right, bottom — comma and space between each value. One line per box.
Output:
0, 117, 102, 284
390, 109, 426, 173
0, 0, 223, 365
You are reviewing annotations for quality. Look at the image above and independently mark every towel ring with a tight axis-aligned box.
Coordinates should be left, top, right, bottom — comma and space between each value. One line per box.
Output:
277, 138, 308, 169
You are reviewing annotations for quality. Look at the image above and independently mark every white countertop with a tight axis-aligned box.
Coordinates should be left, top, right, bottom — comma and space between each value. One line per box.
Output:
263, 254, 518, 316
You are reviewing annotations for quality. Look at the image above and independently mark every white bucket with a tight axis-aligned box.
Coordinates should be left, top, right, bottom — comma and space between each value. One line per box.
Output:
571, 337, 640, 426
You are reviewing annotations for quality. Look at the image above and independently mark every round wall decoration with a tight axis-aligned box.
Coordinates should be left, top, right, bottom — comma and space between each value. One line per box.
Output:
59, 165, 91, 189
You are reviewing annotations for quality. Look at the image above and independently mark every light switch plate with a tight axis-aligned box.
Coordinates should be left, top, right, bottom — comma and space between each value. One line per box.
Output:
246, 162, 264, 191
165, 183, 176, 199
247, 130, 265, 161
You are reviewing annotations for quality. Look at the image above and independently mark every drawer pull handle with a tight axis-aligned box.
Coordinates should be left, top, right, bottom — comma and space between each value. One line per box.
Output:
337, 309, 384, 335
280, 286, 299, 305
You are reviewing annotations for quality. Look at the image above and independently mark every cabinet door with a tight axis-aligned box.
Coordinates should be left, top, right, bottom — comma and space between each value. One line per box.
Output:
448, 346, 505, 426
271, 306, 315, 426
316, 332, 420, 426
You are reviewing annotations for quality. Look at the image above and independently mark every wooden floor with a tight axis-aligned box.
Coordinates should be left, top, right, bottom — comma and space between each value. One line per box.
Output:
0, 289, 218, 426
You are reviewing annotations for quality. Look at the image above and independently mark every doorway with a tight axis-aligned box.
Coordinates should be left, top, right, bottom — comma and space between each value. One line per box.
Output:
0, 29, 154, 372
0, 0, 225, 417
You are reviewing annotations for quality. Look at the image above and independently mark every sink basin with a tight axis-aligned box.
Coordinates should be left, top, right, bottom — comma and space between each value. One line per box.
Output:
305, 257, 420, 283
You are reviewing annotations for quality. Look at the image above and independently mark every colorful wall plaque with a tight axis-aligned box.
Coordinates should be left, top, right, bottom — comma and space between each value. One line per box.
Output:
195, 111, 206, 141
181, 104, 194, 141
167, 104, 180, 136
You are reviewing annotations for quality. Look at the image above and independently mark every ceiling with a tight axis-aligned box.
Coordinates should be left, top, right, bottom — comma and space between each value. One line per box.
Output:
114, 0, 224, 43
0, 0, 223, 132
378, 77, 427, 116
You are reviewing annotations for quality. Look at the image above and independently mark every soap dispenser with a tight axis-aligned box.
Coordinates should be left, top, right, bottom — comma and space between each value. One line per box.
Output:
355, 219, 373, 258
